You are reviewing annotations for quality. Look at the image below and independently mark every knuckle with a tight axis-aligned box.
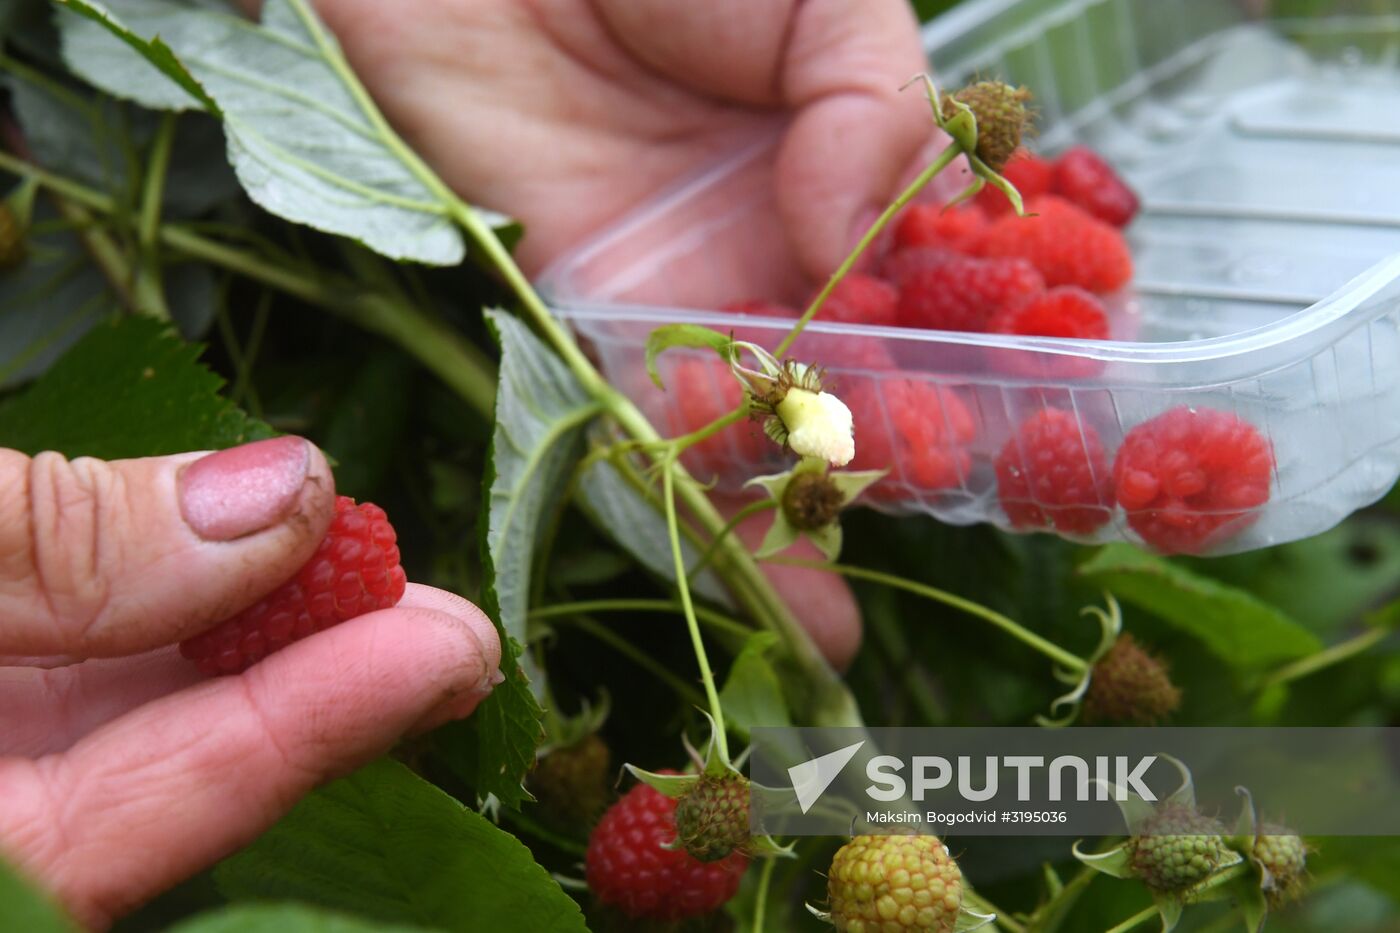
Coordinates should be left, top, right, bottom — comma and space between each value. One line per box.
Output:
12, 453, 127, 649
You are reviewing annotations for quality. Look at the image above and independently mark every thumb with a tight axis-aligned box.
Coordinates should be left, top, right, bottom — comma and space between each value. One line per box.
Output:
0, 436, 335, 658
774, 0, 935, 280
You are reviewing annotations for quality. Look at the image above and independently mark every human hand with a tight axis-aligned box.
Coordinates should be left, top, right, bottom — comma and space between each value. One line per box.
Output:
0, 437, 502, 929
239, 0, 952, 287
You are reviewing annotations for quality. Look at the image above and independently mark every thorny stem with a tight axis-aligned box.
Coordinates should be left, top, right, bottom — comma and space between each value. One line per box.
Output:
765, 558, 1088, 674
663, 465, 730, 760
773, 142, 961, 357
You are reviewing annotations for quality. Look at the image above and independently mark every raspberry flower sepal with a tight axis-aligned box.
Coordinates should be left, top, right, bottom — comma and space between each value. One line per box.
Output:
746, 458, 885, 561
913, 75, 1034, 217
1073, 755, 1244, 932
1228, 787, 1310, 929
1035, 595, 1122, 728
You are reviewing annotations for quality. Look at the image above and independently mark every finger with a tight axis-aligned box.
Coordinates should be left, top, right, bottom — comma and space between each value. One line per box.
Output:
0, 647, 201, 757
0, 437, 335, 658
774, 0, 934, 280
0, 587, 495, 758
0, 585, 500, 929
715, 495, 862, 670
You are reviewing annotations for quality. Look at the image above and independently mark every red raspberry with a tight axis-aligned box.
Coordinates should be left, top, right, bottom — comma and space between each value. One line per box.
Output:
879, 246, 958, 289
976, 195, 1133, 293
996, 409, 1113, 534
586, 777, 748, 921
180, 496, 407, 675
893, 203, 988, 253
848, 378, 976, 499
666, 356, 768, 479
989, 287, 1109, 341
1113, 406, 1274, 554
974, 149, 1055, 216
1053, 146, 1140, 227
897, 254, 1044, 332
815, 273, 899, 327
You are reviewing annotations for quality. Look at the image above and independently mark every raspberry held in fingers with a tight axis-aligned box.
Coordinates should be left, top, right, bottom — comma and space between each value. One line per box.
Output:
180, 496, 407, 674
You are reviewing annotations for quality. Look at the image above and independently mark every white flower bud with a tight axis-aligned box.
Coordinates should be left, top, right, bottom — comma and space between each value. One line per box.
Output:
777, 387, 854, 467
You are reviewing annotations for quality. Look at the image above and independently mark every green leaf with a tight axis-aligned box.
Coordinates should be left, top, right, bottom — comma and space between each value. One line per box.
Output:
645, 323, 734, 390
0, 315, 273, 458
481, 310, 598, 664
214, 759, 587, 933
56, 0, 467, 264
436, 310, 599, 808
430, 653, 541, 811
0, 860, 77, 933
575, 454, 729, 605
54, 0, 215, 111
169, 903, 436, 933
719, 631, 791, 732
1079, 544, 1322, 669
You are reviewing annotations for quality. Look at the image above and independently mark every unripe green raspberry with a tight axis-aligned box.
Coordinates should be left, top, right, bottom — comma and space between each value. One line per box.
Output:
827, 834, 963, 933
782, 471, 844, 531
1253, 825, 1307, 905
529, 733, 612, 833
675, 773, 750, 862
942, 82, 1033, 171
1128, 805, 1232, 892
1084, 635, 1181, 725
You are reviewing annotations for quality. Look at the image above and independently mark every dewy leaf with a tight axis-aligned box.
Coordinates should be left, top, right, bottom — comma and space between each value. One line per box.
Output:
645, 323, 734, 390
56, 0, 468, 264
214, 759, 588, 933
0, 859, 78, 933
0, 315, 273, 458
169, 904, 435, 933
54, 0, 215, 111
575, 453, 730, 606
1079, 544, 1322, 670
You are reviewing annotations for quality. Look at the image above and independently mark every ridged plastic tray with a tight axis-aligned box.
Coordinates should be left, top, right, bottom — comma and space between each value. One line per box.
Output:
538, 0, 1400, 555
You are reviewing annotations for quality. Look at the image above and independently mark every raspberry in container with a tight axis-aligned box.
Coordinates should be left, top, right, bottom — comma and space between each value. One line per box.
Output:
538, 0, 1400, 556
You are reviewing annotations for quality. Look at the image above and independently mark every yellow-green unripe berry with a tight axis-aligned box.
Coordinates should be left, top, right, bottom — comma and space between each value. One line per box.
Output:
827, 834, 963, 932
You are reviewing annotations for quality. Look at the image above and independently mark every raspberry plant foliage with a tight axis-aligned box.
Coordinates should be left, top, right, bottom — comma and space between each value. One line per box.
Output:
1, 2, 1397, 931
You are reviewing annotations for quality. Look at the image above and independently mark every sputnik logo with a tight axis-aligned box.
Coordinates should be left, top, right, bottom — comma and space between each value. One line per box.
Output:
788, 741, 865, 814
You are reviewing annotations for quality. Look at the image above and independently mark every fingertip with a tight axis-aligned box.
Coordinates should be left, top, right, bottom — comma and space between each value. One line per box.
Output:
396, 584, 502, 677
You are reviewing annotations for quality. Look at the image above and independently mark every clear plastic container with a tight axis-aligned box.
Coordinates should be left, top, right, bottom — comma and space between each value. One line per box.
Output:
538, 0, 1400, 555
